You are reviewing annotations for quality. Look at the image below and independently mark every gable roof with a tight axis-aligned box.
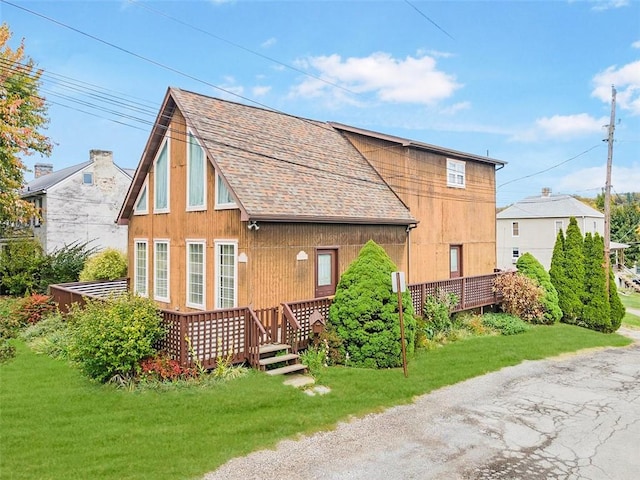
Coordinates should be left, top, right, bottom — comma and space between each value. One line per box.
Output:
330, 122, 506, 166
22, 161, 92, 196
119, 87, 416, 225
497, 194, 604, 220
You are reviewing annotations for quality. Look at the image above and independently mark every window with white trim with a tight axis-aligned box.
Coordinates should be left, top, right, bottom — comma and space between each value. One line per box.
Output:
134, 176, 149, 215
154, 240, 170, 302
512, 221, 519, 237
512, 247, 520, 264
187, 131, 206, 210
83, 172, 93, 185
134, 240, 148, 296
186, 241, 205, 309
446, 159, 465, 188
555, 220, 563, 236
215, 240, 237, 309
215, 172, 236, 209
154, 139, 170, 213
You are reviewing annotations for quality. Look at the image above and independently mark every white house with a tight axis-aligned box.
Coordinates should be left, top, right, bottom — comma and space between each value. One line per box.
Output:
21, 150, 133, 253
496, 189, 605, 271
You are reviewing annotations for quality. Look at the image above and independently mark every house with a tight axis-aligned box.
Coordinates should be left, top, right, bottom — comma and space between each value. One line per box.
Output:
21, 150, 133, 253
117, 87, 505, 311
496, 188, 618, 270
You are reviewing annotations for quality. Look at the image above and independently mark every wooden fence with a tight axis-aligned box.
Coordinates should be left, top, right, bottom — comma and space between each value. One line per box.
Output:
49, 273, 500, 369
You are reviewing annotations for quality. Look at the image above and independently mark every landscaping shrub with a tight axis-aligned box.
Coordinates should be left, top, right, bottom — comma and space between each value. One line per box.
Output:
609, 269, 625, 332
454, 313, 496, 336
0, 297, 20, 362
300, 340, 329, 376
11, 293, 56, 326
67, 295, 165, 382
328, 240, 416, 369
38, 242, 96, 291
422, 290, 459, 338
493, 271, 545, 322
516, 252, 562, 324
139, 354, 196, 382
0, 237, 44, 295
553, 217, 585, 324
20, 312, 71, 359
582, 233, 611, 332
481, 313, 530, 335
79, 248, 127, 281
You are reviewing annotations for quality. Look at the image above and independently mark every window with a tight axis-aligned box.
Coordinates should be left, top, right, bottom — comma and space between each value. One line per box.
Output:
154, 139, 169, 213
215, 172, 236, 209
154, 240, 169, 302
186, 241, 205, 309
134, 240, 148, 296
187, 131, 206, 210
83, 172, 93, 185
32, 197, 42, 227
555, 220, 563, 235
512, 247, 520, 264
512, 221, 519, 237
446, 159, 465, 188
215, 241, 237, 309
134, 177, 149, 215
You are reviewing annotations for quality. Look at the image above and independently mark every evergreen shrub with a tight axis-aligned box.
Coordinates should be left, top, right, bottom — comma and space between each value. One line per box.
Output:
79, 248, 127, 281
328, 240, 416, 368
516, 252, 562, 324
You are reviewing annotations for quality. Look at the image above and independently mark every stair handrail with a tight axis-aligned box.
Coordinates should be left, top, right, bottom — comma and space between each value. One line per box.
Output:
281, 303, 302, 353
246, 306, 268, 367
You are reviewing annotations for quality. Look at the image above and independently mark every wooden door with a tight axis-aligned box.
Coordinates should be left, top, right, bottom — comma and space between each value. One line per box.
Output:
450, 245, 462, 278
315, 248, 338, 298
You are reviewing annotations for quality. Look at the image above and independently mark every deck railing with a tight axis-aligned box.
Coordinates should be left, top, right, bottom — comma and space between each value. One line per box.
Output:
408, 273, 501, 315
50, 273, 501, 369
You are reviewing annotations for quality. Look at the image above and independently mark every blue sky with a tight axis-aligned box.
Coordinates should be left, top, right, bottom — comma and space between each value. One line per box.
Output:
2, 0, 639, 207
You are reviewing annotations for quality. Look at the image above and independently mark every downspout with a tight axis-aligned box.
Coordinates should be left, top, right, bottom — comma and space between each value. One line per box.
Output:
406, 223, 417, 283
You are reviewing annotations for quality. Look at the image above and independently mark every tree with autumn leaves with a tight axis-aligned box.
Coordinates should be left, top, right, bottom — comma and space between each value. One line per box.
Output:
0, 23, 52, 236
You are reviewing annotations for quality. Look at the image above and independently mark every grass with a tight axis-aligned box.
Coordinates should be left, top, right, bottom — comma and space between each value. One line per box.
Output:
1, 323, 632, 480
620, 290, 640, 328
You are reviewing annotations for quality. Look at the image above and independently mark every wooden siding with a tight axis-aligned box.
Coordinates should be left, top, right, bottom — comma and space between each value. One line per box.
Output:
127, 110, 409, 310
343, 133, 498, 283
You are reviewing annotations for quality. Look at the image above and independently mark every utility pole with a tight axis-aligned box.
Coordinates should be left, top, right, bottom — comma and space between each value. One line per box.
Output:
604, 85, 616, 292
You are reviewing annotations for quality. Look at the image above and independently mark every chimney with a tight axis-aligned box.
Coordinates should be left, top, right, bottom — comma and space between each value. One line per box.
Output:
90, 149, 113, 166
541, 187, 552, 197
34, 163, 53, 178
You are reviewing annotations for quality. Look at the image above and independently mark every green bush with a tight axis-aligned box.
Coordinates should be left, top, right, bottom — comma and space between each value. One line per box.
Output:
0, 237, 45, 295
582, 233, 611, 332
560, 217, 586, 323
79, 248, 127, 281
422, 291, 459, 338
481, 313, 530, 335
516, 252, 561, 324
67, 295, 165, 382
328, 240, 416, 369
20, 312, 71, 358
38, 242, 96, 291
609, 269, 625, 332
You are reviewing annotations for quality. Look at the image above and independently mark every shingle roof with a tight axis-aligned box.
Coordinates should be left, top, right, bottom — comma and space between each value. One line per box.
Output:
169, 88, 416, 224
21, 161, 91, 196
497, 194, 603, 219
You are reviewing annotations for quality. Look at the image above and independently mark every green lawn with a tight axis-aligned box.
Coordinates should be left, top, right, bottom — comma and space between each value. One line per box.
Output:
620, 291, 640, 328
0, 324, 632, 480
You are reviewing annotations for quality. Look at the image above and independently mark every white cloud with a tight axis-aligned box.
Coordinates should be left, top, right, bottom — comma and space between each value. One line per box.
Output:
632, 40, 640, 49
589, 0, 630, 11
290, 52, 461, 106
440, 101, 471, 115
261, 37, 276, 49
252, 85, 271, 97
556, 163, 640, 193
592, 60, 640, 115
511, 113, 607, 142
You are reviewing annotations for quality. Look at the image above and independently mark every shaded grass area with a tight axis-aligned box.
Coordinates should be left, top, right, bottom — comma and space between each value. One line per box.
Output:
620, 291, 640, 328
1, 324, 632, 480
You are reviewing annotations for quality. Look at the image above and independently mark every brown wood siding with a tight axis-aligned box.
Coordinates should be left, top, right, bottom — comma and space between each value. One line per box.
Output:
127, 109, 408, 310
343, 132, 497, 282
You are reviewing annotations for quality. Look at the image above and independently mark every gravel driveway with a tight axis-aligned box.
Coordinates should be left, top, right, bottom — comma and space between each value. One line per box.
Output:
204, 328, 640, 480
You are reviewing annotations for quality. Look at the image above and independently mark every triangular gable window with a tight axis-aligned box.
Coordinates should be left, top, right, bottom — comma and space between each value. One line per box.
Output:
134, 177, 149, 215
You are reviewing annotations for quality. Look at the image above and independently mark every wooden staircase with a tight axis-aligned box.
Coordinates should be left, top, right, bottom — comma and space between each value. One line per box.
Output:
258, 343, 307, 376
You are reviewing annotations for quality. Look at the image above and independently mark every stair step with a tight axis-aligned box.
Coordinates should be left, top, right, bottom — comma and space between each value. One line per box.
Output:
259, 353, 299, 366
259, 343, 290, 355
265, 363, 307, 376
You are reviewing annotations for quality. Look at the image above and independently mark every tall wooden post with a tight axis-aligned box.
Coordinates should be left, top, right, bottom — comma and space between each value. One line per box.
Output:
395, 272, 408, 378
604, 85, 616, 292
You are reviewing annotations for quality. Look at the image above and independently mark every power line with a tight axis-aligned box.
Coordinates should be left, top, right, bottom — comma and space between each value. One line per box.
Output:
404, 0, 455, 40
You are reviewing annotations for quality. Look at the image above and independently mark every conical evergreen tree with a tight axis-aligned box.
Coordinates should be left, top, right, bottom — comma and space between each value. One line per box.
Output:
582, 233, 610, 332
516, 252, 561, 323
608, 268, 625, 332
328, 240, 416, 368
549, 228, 568, 319
561, 217, 585, 323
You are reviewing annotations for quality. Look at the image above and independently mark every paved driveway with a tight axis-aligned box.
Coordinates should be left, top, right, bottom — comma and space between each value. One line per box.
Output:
205, 329, 640, 480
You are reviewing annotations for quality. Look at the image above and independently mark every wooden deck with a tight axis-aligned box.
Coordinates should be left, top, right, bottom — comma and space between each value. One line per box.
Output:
50, 273, 501, 369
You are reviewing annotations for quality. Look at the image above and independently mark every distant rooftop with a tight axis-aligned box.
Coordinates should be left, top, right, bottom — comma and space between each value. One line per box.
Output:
497, 192, 603, 219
